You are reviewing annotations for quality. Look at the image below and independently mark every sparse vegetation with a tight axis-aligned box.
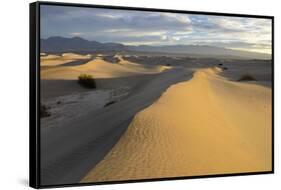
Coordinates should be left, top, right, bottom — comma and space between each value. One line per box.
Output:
41, 103, 51, 118
218, 63, 223, 66
78, 74, 96, 88
222, 67, 228, 70
237, 74, 256, 81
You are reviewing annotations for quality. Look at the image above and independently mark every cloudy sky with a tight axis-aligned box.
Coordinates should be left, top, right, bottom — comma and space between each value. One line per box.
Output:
41, 5, 272, 54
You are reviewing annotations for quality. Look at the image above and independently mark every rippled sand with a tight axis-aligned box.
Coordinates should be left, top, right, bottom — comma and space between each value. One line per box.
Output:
82, 67, 272, 182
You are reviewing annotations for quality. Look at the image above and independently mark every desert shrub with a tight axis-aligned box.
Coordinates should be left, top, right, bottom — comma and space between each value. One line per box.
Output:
40, 103, 50, 118
222, 67, 228, 70
78, 74, 96, 88
218, 63, 223, 66
237, 74, 256, 81
104, 100, 117, 107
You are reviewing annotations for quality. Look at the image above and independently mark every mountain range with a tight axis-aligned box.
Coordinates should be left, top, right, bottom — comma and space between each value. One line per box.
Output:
41, 36, 271, 60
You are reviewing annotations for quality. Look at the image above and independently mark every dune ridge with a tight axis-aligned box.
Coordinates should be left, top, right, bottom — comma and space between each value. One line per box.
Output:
41, 53, 91, 66
81, 67, 272, 182
41, 56, 169, 80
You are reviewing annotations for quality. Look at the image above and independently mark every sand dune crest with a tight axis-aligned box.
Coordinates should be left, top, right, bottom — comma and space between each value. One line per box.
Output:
81, 67, 272, 182
41, 56, 170, 80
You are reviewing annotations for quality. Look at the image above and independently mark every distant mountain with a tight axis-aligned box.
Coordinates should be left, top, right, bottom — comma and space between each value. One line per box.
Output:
41, 36, 127, 52
129, 45, 271, 59
41, 36, 271, 60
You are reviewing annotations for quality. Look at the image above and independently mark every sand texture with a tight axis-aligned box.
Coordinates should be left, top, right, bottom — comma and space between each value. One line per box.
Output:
40, 67, 188, 185
40, 53, 91, 66
40, 53, 271, 185
41, 56, 169, 80
82, 67, 272, 182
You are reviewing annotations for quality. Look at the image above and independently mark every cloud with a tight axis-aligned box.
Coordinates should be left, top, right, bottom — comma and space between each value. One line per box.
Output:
41, 5, 272, 53
69, 32, 84, 36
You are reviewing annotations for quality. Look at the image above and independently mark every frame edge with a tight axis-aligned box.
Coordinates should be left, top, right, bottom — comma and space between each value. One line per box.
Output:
29, 1, 40, 189
30, 1, 274, 189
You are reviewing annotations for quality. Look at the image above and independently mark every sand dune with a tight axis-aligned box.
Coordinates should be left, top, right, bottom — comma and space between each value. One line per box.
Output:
82, 67, 272, 182
40, 68, 188, 185
41, 53, 91, 66
116, 54, 170, 72
41, 56, 169, 80
61, 53, 91, 59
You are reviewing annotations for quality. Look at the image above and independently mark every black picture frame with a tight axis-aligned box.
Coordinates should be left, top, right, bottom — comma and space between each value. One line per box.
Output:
30, 1, 274, 188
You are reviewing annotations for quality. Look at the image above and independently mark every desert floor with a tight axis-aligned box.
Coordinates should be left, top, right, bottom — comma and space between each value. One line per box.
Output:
40, 53, 272, 185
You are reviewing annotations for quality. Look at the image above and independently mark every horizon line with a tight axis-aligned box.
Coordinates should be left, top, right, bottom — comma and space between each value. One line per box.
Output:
41, 36, 272, 55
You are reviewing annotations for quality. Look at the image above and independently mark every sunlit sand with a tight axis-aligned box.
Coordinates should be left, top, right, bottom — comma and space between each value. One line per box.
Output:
39, 53, 271, 185
82, 67, 272, 182
41, 55, 169, 80
40, 53, 91, 66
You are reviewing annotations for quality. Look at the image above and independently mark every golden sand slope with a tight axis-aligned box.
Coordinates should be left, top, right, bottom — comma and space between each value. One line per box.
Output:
61, 53, 91, 59
41, 53, 91, 66
41, 57, 169, 80
81, 67, 272, 182
116, 55, 170, 73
